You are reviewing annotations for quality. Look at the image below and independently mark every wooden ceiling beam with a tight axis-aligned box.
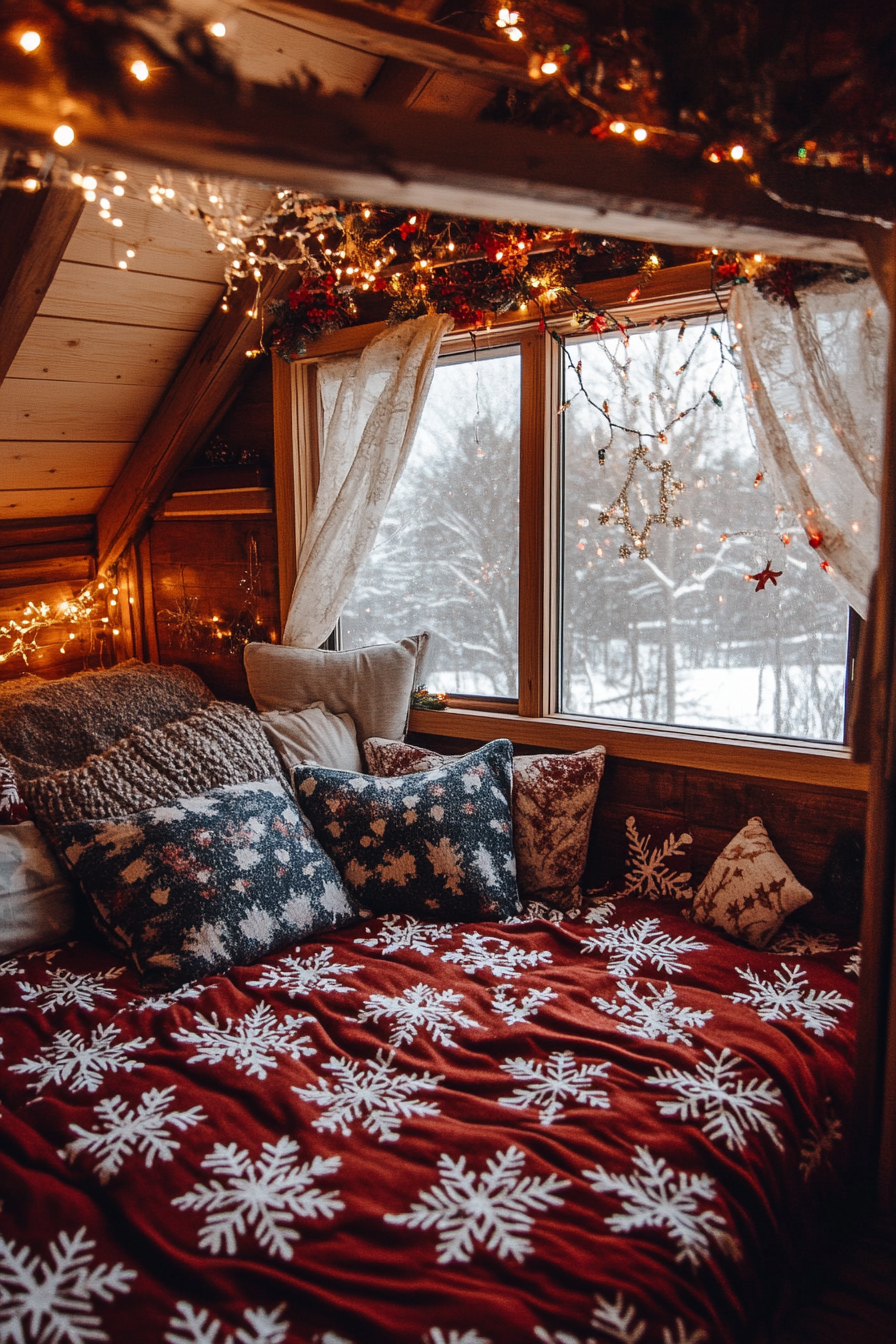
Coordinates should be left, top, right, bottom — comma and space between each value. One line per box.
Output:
1, 62, 889, 263
94, 266, 296, 573
0, 182, 83, 386
247, 0, 531, 85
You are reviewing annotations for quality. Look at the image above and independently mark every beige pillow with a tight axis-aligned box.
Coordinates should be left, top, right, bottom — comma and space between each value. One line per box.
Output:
260, 703, 362, 773
244, 634, 429, 745
0, 822, 77, 954
691, 816, 813, 948
20, 702, 282, 829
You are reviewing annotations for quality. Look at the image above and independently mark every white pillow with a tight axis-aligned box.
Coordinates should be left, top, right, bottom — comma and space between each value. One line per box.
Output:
244, 633, 429, 745
0, 823, 78, 955
260, 703, 362, 773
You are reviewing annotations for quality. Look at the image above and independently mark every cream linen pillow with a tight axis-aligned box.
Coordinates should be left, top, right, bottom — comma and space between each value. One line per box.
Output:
0, 823, 78, 954
691, 815, 813, 948
244, 634, 429, 745
260, 703, 362, 772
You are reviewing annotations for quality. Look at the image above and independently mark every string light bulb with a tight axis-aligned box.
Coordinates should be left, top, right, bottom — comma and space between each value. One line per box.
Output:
610, 121, 626, 133
130, 59, 149, 81
20, 30, 41, 52
208, 21, 226, 37
541, 58, 559, 75
633, 127, 648, 142
730, 144, 744, 160
52, 125, 75, 147
22, 178, 40, 192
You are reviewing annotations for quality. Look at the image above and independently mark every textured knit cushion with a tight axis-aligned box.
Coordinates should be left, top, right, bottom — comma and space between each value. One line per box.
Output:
57, 778, 357, 989
0, 750, 28, 824
0, 822, 77, 954
260, 703, 362, 773
20, 702, 282, 829
292, 739, 521, 922
691, 816, 813, 948
0, 660, 213, 776
244, 634, 429, 746
362, 738, 606, 904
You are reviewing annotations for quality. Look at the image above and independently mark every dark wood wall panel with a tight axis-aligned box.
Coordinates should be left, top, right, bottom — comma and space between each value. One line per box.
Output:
409, 728, 867, 934
149, 517, 280, 705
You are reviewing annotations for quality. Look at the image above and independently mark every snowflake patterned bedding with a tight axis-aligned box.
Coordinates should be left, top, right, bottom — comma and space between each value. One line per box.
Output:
0, 899, 856, 1344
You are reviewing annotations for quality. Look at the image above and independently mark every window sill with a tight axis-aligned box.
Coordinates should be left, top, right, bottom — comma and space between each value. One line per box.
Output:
407, 706, 869, 792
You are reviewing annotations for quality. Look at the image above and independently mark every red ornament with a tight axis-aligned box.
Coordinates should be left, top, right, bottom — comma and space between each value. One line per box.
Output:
807, 531, 824, 548
747, 561, 783, 592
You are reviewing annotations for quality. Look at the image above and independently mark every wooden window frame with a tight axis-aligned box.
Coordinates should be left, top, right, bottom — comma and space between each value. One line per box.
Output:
273, 261, 869, 793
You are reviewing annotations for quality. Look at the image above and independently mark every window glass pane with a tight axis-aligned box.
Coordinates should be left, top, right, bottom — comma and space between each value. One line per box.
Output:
561, 321, 850, 741
341, 346, 521, 697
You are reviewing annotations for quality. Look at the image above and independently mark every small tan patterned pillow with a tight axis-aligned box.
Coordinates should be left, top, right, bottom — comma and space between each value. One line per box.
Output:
362, 737, 605, 905
691, 816, 813, 948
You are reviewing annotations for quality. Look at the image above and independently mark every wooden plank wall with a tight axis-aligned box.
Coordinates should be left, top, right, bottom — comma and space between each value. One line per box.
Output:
409, 729, 867, 936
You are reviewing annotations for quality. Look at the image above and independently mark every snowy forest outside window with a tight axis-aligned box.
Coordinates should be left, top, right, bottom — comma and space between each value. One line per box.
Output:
341, 344, 521, 697
562, 322, 850, 741
336, 303, 851, 745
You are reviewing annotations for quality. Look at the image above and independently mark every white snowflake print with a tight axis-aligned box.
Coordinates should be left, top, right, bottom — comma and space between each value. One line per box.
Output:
498, 1051, 611, 1126
10, 1022, 152, 1095
502, 900, 572, 926
845, 946, 861, 977
15, 966, 125, 1013
622, 816, 693, 902
165, 1300, 289, 1344
647, 1048, 784, 1152
769, 925, 841, 956
247, 946, 363, 999
583, 899, 617, 927
171, 1003, 316, 1080
490, 984, 558, 1026
61, 1086, 206, 1184
0, 948, 61, 977
359, 983, 481, 1049
424, 1331, 491, 1344
534, 1293, 707, 1344
354, 914, 453, 956
582, 1145, 741, 1268
385, 1145, 569, 1265
728, 963, 853, 1036
125, 981, 208, 1014
0, 1224, 135, 1344
581, 918, 708, 978
442, 931, 553, 980
294, 1049, 442, 1143
799, 1100, 843, 1180
592, 980, 713, 1045
172, 1135, 343, 1261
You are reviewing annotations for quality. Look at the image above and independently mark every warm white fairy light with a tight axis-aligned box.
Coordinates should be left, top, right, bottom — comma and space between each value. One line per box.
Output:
53, 125, 74, 146
19, 30, 41, 52
130, 60, 149, 81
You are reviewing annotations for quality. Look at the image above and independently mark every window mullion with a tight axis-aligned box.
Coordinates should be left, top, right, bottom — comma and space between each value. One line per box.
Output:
518, 330, 557, 717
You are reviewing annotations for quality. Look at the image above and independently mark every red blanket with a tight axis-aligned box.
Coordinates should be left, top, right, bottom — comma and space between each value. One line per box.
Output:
0, 898, 857, 1344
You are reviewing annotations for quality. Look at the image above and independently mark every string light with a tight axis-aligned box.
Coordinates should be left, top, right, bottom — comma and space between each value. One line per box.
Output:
19, 30, 41, 52
52, 125, 75, 147
610, 121, 626, 134
130, 60, 149, 81
22, 178, 40, 193
633, 128, 648, 142
730, 144, 745, 160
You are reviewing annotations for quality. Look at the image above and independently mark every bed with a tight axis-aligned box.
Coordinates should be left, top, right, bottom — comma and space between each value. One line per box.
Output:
0, 894, 857, 1344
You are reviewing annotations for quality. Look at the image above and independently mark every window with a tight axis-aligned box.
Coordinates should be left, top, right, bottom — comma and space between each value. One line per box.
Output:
303, 269, 854, 750
561, 322, 850, 741
341, 343, 521, 698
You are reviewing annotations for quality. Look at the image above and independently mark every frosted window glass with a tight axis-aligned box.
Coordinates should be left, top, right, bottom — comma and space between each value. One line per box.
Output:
341, 348, 521, 697
561, 322, 849, 742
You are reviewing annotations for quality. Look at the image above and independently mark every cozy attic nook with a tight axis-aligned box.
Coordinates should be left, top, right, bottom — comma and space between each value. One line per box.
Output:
1, 4, 896, 1343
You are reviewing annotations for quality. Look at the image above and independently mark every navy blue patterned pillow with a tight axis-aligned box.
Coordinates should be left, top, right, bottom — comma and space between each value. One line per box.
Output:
291, 739, 521, 922
56, 778, 358, 989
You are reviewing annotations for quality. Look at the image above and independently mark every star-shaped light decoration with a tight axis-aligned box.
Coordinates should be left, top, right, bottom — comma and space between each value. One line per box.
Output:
598, 443, 685, 560
746, 561, 783, 592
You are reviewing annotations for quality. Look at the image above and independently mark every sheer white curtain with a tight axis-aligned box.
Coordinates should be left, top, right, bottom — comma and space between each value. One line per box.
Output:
282, 312, 453, 648
729, 276, 889, 617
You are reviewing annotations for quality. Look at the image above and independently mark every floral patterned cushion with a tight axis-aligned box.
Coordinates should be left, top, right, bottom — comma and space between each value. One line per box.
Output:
691, 815, 813, 948
55, 778, 358, 989
0, 749, 28, 824
362, 738, 606, 905
292, 739, 521, 922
